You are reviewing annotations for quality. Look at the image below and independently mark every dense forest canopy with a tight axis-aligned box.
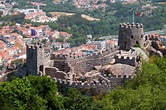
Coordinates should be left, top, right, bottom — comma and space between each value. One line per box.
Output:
0, 56, 165, 110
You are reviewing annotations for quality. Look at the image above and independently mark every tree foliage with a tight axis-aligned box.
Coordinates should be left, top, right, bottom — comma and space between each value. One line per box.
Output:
0, 75, 63, 110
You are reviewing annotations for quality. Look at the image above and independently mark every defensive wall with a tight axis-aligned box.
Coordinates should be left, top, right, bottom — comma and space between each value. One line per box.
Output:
114, 55, 136, 66
51, 46, 120, 74
45, 67, 67, 79
51, 74, 132, 94
143, 34, 165, 56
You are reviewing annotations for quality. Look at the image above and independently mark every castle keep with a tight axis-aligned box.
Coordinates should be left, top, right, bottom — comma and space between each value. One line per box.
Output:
23, 23, 166, 94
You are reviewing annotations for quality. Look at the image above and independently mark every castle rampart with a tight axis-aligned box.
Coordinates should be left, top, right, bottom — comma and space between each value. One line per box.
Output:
114, 55, 136, 66
52, 46, 119, 74
45, 67, 67, 79
52, 73, 132, 94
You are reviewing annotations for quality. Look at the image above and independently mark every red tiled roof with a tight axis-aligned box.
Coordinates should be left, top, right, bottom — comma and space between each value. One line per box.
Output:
0, 41, 5, 49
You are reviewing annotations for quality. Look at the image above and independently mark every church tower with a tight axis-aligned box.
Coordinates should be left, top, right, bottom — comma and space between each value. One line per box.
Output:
118, 23, 144, 50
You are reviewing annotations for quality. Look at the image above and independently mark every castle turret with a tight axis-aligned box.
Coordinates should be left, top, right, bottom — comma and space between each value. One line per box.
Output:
26, 42, 45, 75
118, 23, 144, 50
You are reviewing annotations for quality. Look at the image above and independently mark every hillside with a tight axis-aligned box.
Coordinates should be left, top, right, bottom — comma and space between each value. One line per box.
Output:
49, 12, 75, 17
81, 14, 100, 21
0, 56, 165, 110
49, 12, 100, 21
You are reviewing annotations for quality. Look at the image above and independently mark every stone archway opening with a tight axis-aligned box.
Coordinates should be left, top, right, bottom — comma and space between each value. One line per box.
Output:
39, 65, 44, 73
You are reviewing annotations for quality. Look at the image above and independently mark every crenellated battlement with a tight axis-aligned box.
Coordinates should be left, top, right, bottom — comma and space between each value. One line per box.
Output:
44, 53, 50, 58
102, 73, 132, 79
147, 34, 160, 41
26, 42, 44, 49
114, 54, 136, 66
51, 46, 120, 74
115, 54, 135, 60
52, 46, 119, 61
44, 53, 51, 62
52, 73, 132, 94
120, 23, 143, 29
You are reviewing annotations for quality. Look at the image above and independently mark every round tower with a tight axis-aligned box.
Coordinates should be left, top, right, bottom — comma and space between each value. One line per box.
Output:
118, 23, 144, 50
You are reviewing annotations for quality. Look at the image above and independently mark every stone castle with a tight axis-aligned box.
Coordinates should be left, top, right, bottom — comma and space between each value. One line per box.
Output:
19, 23, 166, 94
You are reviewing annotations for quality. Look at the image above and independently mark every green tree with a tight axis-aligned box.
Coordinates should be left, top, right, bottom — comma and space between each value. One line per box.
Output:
63, 88, 93, 110
56, 38, 64, 42
0, 11, 3, 17
41, 39, 47, 44
0, 75, 64, 110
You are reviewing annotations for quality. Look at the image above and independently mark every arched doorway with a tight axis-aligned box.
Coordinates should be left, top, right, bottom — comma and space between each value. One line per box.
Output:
39, 65, 43, 73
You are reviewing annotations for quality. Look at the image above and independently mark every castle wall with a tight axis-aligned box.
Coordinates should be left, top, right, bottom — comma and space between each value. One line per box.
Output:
53, 46, 119, 74
142, 34, 164, 57
44, 60, 54, 67
52, 74, 132, 95
45, 67, 67, 79
44, 53, 51, 63
114, 55, 136, 66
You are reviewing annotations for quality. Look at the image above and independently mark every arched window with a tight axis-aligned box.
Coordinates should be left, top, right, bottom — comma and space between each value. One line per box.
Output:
39, 65, 43, 73
131, 36, 133, 39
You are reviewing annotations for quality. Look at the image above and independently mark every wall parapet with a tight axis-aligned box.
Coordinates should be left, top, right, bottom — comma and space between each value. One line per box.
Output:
52, 46, 119, 61
26, 42, 44, 49
52, 73, 132, 94
114, 54, 136, 66
120, 23, 143, 29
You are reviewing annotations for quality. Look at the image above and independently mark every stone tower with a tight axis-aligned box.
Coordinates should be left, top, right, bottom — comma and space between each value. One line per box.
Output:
26, 43, 45, 76
118, 23, 144, 50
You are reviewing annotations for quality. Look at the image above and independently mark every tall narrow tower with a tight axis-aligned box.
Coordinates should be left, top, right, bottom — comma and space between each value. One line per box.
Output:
37, 5, 40, 12
118, 23, 144, 50
26, 43, 45, 75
